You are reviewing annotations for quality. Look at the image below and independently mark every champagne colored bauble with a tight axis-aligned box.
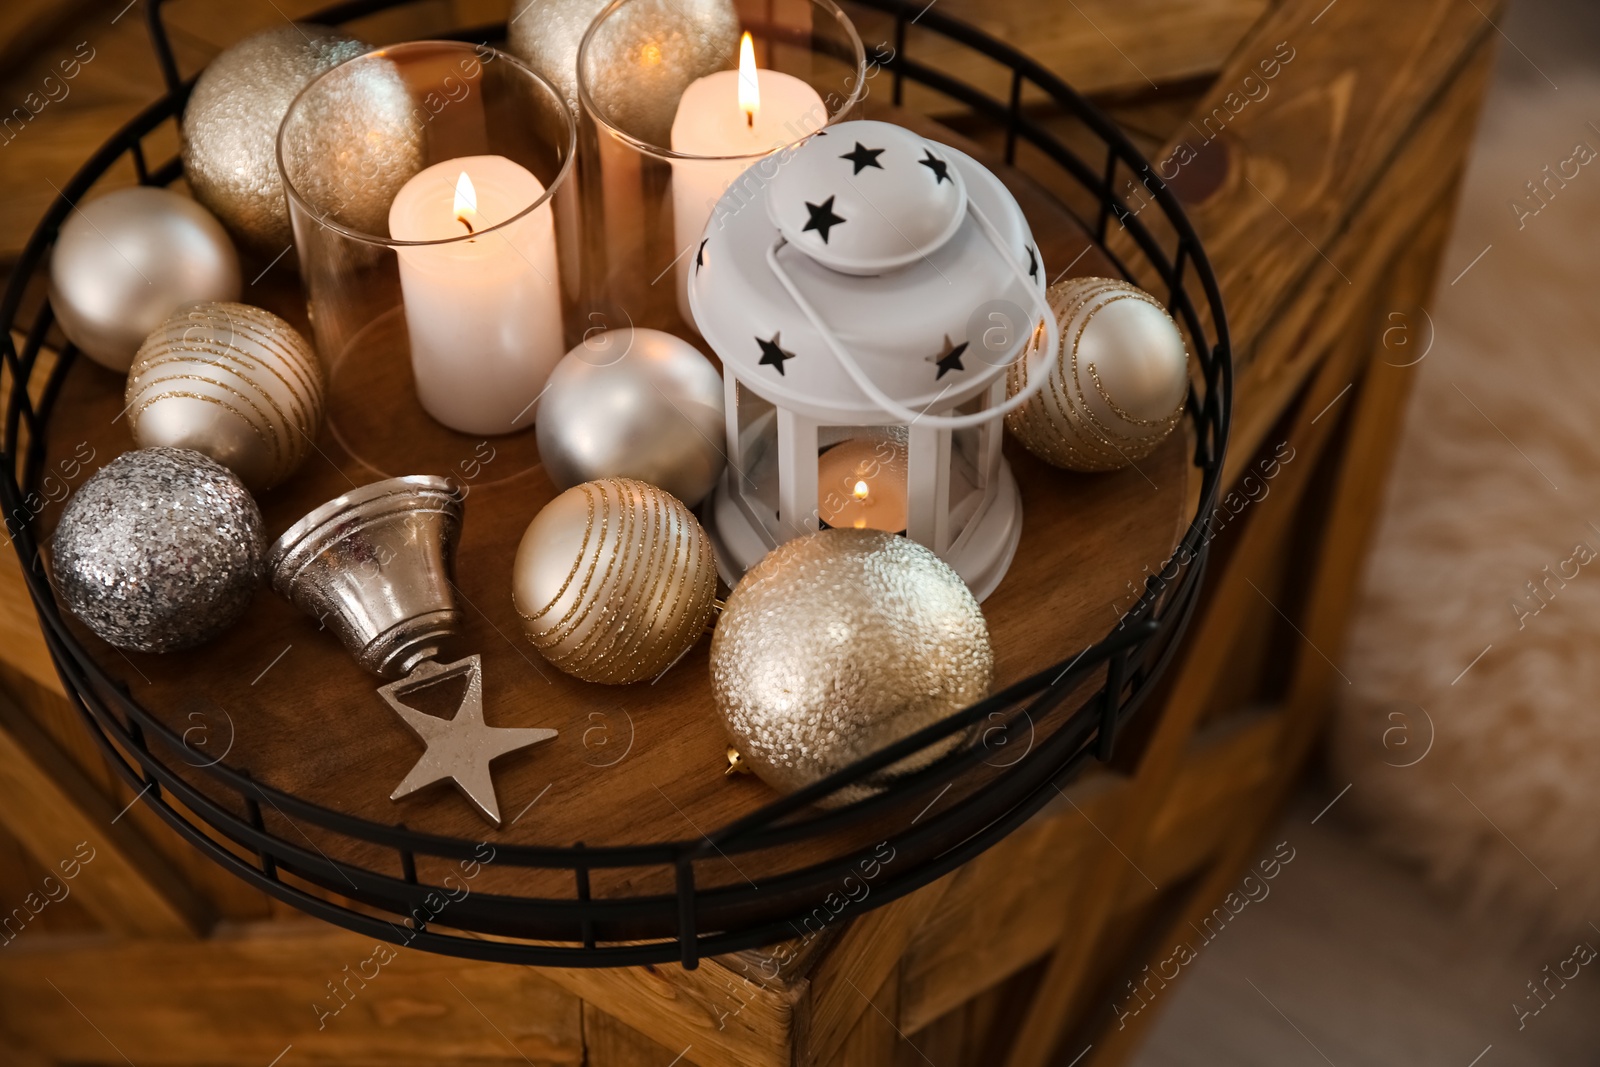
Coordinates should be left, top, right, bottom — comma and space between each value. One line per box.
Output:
513, 478, 718, 684
276, 48, 426, 241
545, 0, 739, 143
48, 187, 241, 373
53, 448, 265, 653
536, 328, 725, 507
710, 529, 993, 805
126, 302, 325, 492
1005, 277, 1189, 472
181, 24, 369, 251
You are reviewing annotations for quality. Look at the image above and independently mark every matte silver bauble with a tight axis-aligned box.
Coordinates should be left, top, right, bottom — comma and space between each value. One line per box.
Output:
513, 478, 718, 684
710, 528, 993, 805
126, 302, 325, 491
536, 328, 725, 506
560, 0, 740, 143
182, 24, 369, 251
48, 187, 241, 372
53, 448, 265, 653
1005, 277, 1189, 472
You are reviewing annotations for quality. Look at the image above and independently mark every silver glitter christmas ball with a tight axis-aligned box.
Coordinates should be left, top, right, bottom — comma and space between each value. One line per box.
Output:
513, 478, 718, 684
182, 25, 371, 252
48, 187, 241, 373
710, 529, 993, 805
126, 302, 325, 491
53, 448, 266, 653
560, 0, 740, 144
276, 47, 426, 240
1005, 277, 1189, 472
536, 328, 725, 506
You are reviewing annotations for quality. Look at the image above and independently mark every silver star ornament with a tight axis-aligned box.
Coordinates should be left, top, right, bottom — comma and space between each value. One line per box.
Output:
378, 655, 556, 826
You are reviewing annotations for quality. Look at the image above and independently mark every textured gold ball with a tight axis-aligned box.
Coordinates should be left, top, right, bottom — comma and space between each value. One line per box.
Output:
1005, 277, 1189, 472
126, 302, 325, 492
710, 529, 993, 805
276, 50, 425, 240
557, 0, 740, 145
182, 25, 370, 252
513, 478, 718, 684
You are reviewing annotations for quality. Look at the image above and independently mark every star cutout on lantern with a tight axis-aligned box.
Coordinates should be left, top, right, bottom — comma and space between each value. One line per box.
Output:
919, 149, 952, 185
379, 655, 556, 827
1026, 244, 1039, 279
695, 238, 708, 274
840, 141, 886, 174
803, 196, 847, 243
929, 334, 969, 379
756, 332, 796, 375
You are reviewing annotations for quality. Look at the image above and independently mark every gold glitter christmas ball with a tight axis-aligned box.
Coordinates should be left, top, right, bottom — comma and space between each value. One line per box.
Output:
1005, 277, 1189, 472
710, 529, 993, 805
512, 478, 718, 684
276, 48, 426, 241
182, 25, 370, 252
126, 302, 325, 492
556, 0, 740, 145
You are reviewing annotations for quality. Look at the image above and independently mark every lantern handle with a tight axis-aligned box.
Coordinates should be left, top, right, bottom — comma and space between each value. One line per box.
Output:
763, 200, 1059, 431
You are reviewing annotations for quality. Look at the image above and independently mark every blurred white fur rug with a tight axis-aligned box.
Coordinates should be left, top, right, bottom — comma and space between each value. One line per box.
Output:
1330, 67, 1600, 933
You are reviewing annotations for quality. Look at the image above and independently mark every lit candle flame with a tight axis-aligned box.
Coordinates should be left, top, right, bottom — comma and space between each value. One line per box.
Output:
738, 31, 759, 128
853, 479, 870, 500
453, 171, 477, 233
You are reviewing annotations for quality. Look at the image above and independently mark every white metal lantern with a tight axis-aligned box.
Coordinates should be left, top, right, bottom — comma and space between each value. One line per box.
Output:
687, 119, 1057, 600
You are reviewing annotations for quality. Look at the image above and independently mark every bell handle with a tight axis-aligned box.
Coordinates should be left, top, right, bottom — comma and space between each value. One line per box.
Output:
763, 200, 1058, 431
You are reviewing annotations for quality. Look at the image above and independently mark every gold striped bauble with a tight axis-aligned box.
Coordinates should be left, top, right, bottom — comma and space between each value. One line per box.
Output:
1005, 277, 1189, 472
512, 478, 718, 685
125, 302, 325, 492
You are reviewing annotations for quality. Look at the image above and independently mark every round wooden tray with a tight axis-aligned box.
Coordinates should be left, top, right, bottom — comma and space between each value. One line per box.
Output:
2, 0, 1230, 967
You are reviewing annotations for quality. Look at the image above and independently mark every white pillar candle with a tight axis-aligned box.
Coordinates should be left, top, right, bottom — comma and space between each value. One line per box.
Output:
669, 34, 825, 329
388, 154, 563, 436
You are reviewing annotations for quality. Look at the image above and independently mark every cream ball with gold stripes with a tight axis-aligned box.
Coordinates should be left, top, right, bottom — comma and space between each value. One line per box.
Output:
125, 302, 325, 492
512, 478, 719, 685
1004, 277, 1188, 472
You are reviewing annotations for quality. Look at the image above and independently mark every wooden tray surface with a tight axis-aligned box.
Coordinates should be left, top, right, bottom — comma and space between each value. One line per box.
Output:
34, 115, 1190, 906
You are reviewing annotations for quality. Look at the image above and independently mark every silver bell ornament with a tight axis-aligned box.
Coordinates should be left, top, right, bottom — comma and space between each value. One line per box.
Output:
48, 187, 241, 372
269, 476, 465, 679
126, 302, 325, 492
270, 477, 558, 827
1004, 277, 1189, 472
181, 24, 370, 252
536, 328, 725, 507
53, 448, 265, 653
710, 528, 993, 805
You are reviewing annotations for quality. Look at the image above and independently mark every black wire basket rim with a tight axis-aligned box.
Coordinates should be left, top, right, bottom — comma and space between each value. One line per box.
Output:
0, 0, 1232, 965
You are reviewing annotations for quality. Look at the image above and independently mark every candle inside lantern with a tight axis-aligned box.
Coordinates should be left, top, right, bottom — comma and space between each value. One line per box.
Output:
669, 32, 826, 329
818, 437, 909, 532
388, 155, 563, 436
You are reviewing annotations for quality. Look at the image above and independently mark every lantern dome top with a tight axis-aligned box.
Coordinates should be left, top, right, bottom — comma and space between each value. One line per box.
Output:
688, 122, 1046, 422
764, 120, 968, 276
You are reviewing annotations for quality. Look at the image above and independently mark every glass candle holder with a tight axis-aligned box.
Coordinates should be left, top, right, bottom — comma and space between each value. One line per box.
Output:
576, 0, 867, 337
278, 42, 578, 443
